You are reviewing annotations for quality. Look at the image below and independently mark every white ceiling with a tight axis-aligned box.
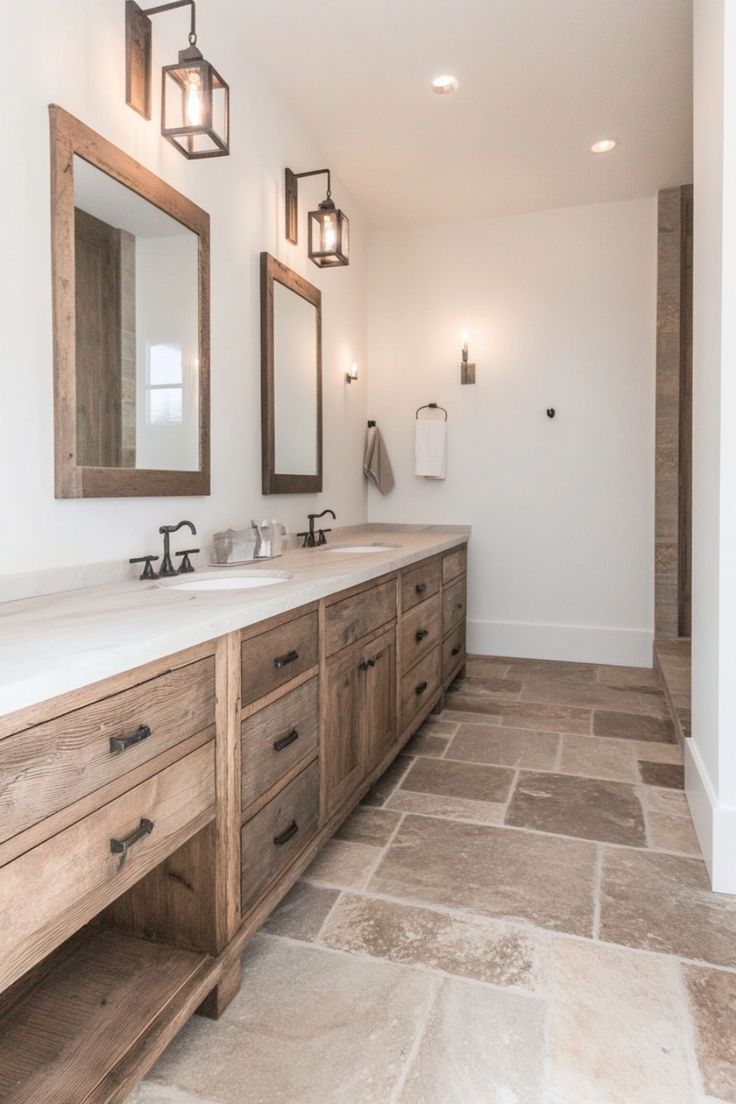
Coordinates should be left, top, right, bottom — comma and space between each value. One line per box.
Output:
230, 0, 693, 227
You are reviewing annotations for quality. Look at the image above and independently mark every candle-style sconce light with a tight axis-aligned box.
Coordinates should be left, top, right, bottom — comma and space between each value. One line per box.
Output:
285, 168, 350, 268
460, 330, 476, 385
346, 363, 359, 384
125, 0, 230, 159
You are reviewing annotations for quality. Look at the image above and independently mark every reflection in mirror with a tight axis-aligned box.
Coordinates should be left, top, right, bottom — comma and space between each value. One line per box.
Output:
73, 157, 199, 472
261, 254, 322, 494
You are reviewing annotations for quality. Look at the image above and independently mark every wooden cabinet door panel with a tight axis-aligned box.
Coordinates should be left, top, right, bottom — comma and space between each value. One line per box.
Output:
361, 629, 397, 779
322, 646, 364, 818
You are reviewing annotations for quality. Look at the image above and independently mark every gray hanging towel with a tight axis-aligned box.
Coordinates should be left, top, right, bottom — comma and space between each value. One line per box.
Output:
363, 423, 396, 495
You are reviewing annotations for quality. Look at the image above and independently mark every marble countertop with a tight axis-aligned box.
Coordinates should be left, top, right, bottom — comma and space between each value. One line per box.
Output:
0, 525, 469, 720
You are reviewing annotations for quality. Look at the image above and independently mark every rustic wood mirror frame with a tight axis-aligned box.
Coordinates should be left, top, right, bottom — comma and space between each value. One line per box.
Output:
49, 105, 211, 498
260, 253, 323, 494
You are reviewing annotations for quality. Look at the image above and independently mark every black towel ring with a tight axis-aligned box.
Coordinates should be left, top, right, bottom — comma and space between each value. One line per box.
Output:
416, 402, 448, 421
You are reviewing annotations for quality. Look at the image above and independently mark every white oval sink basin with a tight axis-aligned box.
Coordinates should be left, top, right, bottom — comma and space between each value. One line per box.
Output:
322, 543, 399, 554
160, 571, 291, 592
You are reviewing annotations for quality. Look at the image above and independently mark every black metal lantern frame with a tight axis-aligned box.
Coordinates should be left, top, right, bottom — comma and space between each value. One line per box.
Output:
285, 168, 350, 268
126, 0, 230, 159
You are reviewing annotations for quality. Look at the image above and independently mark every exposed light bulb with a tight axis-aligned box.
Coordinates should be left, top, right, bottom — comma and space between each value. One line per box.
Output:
323, 214, 337, 251
184, 71, 204, 128
432, 74, 458, 94
590, 138, 617, 154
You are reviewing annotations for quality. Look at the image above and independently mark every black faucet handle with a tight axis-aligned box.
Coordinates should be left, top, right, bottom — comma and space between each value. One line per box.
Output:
129, 555, 159, 580
317, 529, 332, 545
296, 530, 313, 548
176, 549, 199, 574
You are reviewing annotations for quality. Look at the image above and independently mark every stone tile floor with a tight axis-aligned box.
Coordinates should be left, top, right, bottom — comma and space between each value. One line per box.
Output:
129, 656, 736, 1104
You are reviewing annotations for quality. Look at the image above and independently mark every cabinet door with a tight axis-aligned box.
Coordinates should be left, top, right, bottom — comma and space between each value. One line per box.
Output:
361, 628, 397, 779
322, 644, 364, 818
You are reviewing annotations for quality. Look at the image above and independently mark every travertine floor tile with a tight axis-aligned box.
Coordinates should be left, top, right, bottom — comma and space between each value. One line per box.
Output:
521, 676, 666, 716
361, 754, 413, 806
506, 771, 647, 847
600, 849, 736, 967
448, 724, 560, 769
369, 814, 597, 936
336, 806, 402, 846
398, 977, 546, 1104
642, 785, 691, 816
145, 936, 436, 1104
454, 674, 524, 697
385, 788, 506, 825
638, 761, 685, 789
548, 938, 696, 1103
559, 733, 638, 782
401, 730, 451, 757
262, 882, 340, 941
465, 656, 510, 677
501, 657, 599, 681
685, 965, 736, 1102
593, 709, 675, 743
595, 665, 662, 690
441, 708, 502, 725
631, 739, 683, 763
319, 893, 547, 990
648, 810, 701, 855
413, 717, 459, 736
303, 839, 382, 889
127, 1085, 217, 1104
445, 693, 593, 735
400, 756, 515, 804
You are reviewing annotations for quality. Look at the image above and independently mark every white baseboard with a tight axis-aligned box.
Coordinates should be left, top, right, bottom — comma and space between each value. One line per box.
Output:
467, 619, 654, 668
685, 738, 736, 894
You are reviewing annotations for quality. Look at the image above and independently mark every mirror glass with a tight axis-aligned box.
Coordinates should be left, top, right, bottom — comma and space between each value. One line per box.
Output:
73, 156, 199, 471
273, 281, 318, 476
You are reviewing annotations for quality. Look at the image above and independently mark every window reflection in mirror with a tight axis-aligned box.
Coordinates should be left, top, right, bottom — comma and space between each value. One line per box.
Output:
73, 156, 199, 472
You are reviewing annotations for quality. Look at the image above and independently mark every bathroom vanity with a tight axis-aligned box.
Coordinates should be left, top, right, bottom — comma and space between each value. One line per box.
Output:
0, 529, 467, 1103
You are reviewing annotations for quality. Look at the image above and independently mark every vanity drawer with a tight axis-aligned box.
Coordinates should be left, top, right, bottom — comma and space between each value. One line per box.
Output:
400, 594, 442, 674
241, 759, 320, 914
443, 623, 466, 680
241, 612, 319, 707
325, 579, 396, 656
443, 576, 467, 632
241, 677, 319, 810
0, 656, 215, 845
442, 546, 467, 585
400, 647, 441, 732
401, 558, 441, 613
0, 742, 215, 993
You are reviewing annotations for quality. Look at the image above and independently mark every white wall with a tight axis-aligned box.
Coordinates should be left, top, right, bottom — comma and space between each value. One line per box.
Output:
366, 199, 657, 667
0, 0, 367, 580
687, 0, 736, 893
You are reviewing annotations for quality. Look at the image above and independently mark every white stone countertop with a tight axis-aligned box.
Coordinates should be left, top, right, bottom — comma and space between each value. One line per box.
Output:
0, 525, 470, 720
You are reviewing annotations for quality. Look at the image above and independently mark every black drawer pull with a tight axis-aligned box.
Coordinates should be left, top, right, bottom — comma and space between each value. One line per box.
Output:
273, 728, 300, 752
415, 582, 427, 595
415, 628, 429, 642
273, 819, 299, 846
110, 817, 154, 857
109, 724, 151, 754
273, 649, 299, 670
452, 645, 461, 656
455, 602, 463, 611
415, 681, 429, 695
359, 658, 376, 672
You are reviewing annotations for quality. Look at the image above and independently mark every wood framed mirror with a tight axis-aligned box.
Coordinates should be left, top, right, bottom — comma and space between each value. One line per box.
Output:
261, 253, 322, 494
50, 105, 210, 498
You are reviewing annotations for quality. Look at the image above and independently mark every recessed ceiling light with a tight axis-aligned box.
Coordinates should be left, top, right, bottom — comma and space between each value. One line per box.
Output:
591, 139, 617, 154
431, 75, 458, 95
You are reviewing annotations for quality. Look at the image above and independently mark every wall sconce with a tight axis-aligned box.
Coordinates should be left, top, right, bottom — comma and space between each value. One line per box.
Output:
346, 363, 359, 384
125, 0, 230, 159
460, 330, 476, 385
285, 168, 349, 268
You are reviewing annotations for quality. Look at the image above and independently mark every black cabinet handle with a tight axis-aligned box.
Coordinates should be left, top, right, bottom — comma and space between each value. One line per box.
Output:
273, 649, 299, 670
109, 724, 151, 754
273, 819, 299, 846
452, 646, 461, 656
273, 728, 299, 752
455, 601, 463, 611
415, 583, 427, 595
415, 628, 429, 642
359, 658, 376, 672
415, 681, 428, 695
110, 817, 154, 857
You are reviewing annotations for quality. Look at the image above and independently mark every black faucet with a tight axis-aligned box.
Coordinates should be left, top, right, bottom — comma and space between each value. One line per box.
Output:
298, 509, 336, 548
159, 520, 198, 576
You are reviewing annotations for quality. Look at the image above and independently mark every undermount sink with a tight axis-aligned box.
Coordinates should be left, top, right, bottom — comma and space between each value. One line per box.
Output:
322, 543, 399, 554
159, 571, 291, 592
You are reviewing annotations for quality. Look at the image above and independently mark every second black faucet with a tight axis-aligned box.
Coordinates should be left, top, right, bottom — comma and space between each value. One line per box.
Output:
297, 509, 336, 548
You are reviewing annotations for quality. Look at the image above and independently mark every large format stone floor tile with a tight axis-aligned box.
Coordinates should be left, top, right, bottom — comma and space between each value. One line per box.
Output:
128, 1085, 218, 1103
595, 665, 662, 691
647, 809, 701, 855
548, 938, 696, 1104
303, 839, 382, 889
448, 724, 560, 769
369, 814, 596, 936
685, 965, 736, 1102
521, 676, 666, 716
386, 788, 506, 825
400, 756, 515, 804
599, 849, 736, 967
145, 936, 436, 1104
319, 893, 548, 990
501, 657, 599, 681
506, 771, 647, 847
445, 693, 593, 734
361, 754, 413, 806
593, 709, 675, 743
558, 733, 638, 782
335, 806, 402, 846
402, 728, 452, 757
398, 977, 546, 1104
262, 881, 340, 941
638, 761, 685, 789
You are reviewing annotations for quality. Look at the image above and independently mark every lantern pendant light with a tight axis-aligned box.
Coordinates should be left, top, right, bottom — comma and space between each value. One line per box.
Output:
125, 0, 230, 159
285, 168, 350, 268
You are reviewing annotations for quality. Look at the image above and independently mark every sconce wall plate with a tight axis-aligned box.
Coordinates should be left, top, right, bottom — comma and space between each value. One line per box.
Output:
461, 362, 476, 385
126, 1, 152, 118
285, 167, 350, 267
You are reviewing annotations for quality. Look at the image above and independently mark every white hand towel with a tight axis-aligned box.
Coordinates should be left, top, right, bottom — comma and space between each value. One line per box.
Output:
415, 420, 447, 479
